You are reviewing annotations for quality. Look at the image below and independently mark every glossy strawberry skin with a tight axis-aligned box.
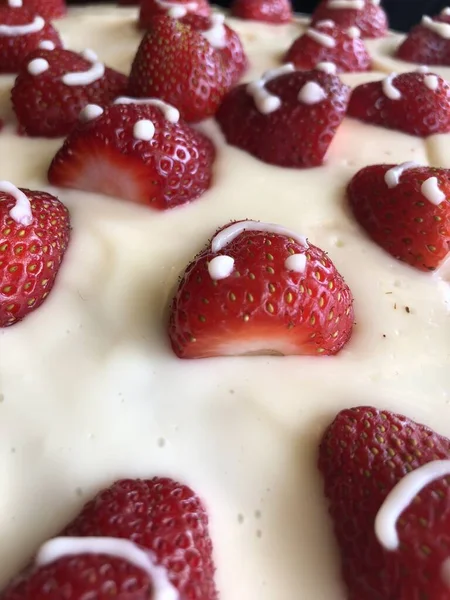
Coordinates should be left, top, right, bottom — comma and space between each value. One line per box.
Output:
319, 406, 450, 600
285, 24, 371, 72
169, 223, 354, 358
348, 72, 450, 136
0, 7, 62, 73
311, 0, 388, 38
0, 190, 70, 327
0, 0, 67, 20
128, 16, 228, 122
397, 14, 450, 66
230, 0, 292, 24
139, 0, 211, 28
48, 103, 215, 210
1, 478, 218, 600
216, 70, 350, 168
348, 164, 450, 271
12, 48, 128, 138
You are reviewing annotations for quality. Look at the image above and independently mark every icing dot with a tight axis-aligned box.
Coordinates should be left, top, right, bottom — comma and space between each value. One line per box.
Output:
327, 0, 364, 8
0, 15, 44, 36
421, 176, 446, 206
79, 104, 104, 122
8, 0, 23, 6
246, 64, 295, 114
315, 19, 335, 27
285, 253, 306, 273
442, 7, 450, 16
114, 97, 180, 123
422, 15, 450, 39
133, 119, 155, 141
315, 61, 337, 74
0, 181, 33, 226
154, 0, 198, 18
38, 40, 55, 50
201, 13, 226, 49
27, 57, 49, 75
416, 65, 429, 73
382, 73, 401, 100
208, 255, 235, 280
424, 74, 439, 91
305, 27, 336, 48
346, 26, 360, 38
211, 221, 308, 253
62, 49, 105, 86
298, 81, 327, 105
384, 162, 420, 188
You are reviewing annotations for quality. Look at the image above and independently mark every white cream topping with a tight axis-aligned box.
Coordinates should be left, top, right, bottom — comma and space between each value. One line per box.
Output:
211, 221, 308, 253
424, 74, 439, 91
384, 162, 420, 188
0, 15, 44, 36
38, 39, 56, 50
62, 49, 105, 86
347, 26, 360, 38
298, 81, 327, 105
421, 176, 446, 205
305, 28, 336, 48
416, 65, 429, 73
382, 73, 401, 100
315, 61, 337, 74
133, 119, 156, 141
422, 16, 450, 40
208, 255, 235, 280
8, 0, 23, 7
442, 7, 450, 16
315, 19, 335, 27
114, 97, 180, 123
0, 181, 33, 226
375, 460, 450, 551
201, 13, 226, 49
154, 0, 198, 18
36, 537, 179, 600
79, 103, 104, 122
284, 253, 307, 273
327, 0, 364, 9
246, 63, 295, 114
27, 58, 50, 75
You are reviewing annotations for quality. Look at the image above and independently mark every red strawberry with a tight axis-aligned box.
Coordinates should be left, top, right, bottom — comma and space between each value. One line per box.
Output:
139, 0, 211, 29
48, 101, 215, 210
0, 183, 70, 327
319, 406, 450, 600
397, 11, 450, 66
0, 0, 66, 20
11, 47, 128, 137
0, 477, 218, 599
311, 0, 388, 39
169, 220, 354, 358
348, 163, 450, 271
0, 6, 62, 73
230, 0, 292, 24
128, 16, 228, 122
216, 67, 350, 168
348, 71, 450, 136
285, 21, 371, 73
180, 13, 248, 86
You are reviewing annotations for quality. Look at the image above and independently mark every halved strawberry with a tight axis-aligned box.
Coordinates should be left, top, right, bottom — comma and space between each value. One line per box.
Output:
139, 0, 211, 29
216, 67, 350, 167
0, 5, 62, 73
0, 182, 70, 327
348, 71, 450, 136
169, 220, 354, 358
319, 406, 450, 600
311, 0, 387, 38
397, 11, 450, 66
0, 0, 66, 20
128, 16, 228, 122
48, 101, 215, 210
285, 20, 371, 72
12, 47, 128, 137
348, 163, 450, 271
1, 478, 218, 600
230, 0, 292, 24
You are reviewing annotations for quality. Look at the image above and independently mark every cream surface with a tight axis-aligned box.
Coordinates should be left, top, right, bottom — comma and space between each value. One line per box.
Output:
1, 6, 450, 600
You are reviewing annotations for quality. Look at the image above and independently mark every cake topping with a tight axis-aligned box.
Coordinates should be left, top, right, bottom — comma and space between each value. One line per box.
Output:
382, 73, 401, 100
0, 180, 32, 225
384, 161, 420, 187
8, 0, 22, 6
327, 0, 364, 9
421, 176, 446, 205
422, 15, 450, 39
442, 6, 450, 15
316, 61, 337, 73
315, 19, 335, 26
27, 56, 49, 75
311, 0, 388, 39
0, 14, 44, 36
139, 0, 211, 29
79, 103, 104, 121
298, 81, 327, 104
284, 253, 306, 273
246, 63, 295, 114
230, 0, 292, 24
200, 13, 226, 48
37, 537, 179, 600
62, 48, 105, 86
212, 221, 308, 252
424, 73, 439, 90
208, 255, 235, 280
305, 26, 336, 48
154, 0, 198, 18
346, 25, 360, 37
416, 65, 429, 72
38, 39, 55, 49
133, 118, 156, 141
114, 97, 180, 123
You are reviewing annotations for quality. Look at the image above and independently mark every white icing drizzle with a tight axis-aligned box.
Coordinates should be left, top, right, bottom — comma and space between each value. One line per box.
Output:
298, 81, 327, 105
8, 0, 23, 7
36, 537, 179, 600
79, 104, 104, 122
285, 253, 306, 273
208, 255, 235, 280
305, 27, 336, 48
0, 181, 33, 226
62, 49, 105, 86
114, 97, 180, 124
384, 162, 420, 188
327, 0, 364, 9
347, 26, 361, 38
315, 19, 335, 27
246, 64, 295, 114
38, 39, 55, 50
424, 74, 439, 91
375, 460, 450, 551
211, 221, 308, 253
315, 61, 337, 74
416, 65, 429, 73
442, 7, 450, 16
421, 176, 446, 206
154, 0, 198, 18
371, 0, 380, 4
0, 15, 44, 37
422, 15, 450, 39
27, 57, 49, 75
133, 119, 156, 141
201, 13, 226, 49
382, 73, 401, 100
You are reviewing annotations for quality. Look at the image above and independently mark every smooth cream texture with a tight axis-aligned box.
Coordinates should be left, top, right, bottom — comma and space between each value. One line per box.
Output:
1, 7, 450, 600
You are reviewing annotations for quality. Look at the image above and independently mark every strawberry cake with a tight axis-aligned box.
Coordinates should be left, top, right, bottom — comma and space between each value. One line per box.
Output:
2, 0, 450, 598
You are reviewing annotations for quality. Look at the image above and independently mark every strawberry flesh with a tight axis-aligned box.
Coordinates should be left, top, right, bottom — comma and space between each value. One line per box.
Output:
230, 0, 292, 24
0, 0, 66, 20
397, 13, 450, 66
139, 0, 211, 28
